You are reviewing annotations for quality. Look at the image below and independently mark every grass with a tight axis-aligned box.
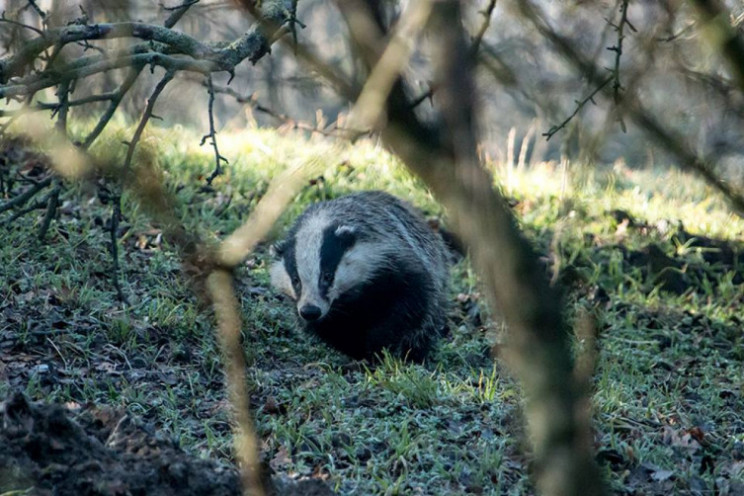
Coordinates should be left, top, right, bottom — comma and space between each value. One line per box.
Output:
1, 122, 743, 495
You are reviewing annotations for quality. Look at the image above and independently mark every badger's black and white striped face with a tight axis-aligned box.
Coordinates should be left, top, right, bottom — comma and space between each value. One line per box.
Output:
270, 212, 384, 322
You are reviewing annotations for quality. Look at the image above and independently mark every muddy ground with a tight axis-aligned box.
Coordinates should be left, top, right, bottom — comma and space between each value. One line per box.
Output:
0, 392, 334, 496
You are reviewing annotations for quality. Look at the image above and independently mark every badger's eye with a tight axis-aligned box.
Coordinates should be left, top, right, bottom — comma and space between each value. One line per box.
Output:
291, 275, 301, 287
320, 271, 333, 285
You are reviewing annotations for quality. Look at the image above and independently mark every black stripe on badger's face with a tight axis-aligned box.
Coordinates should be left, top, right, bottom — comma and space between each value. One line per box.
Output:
281, 240, 301, 295
319, 224, 357, 298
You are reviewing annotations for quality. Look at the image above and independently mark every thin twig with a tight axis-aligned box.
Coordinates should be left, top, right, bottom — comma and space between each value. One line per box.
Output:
105, 69, 175, 305
469, 0, 498, 58
656, 21, 695, 42
203, 75, 228, 185
0, 14, 44, 35
55, 80, 70, 133
109, 196, 129, 305
202, 78, 352, 137
26, 0, 47, 23
543, 76, 613, 140
163, 0, 200, 28
82, 69, 142, 149
37, 184, 60, 241
122, 69, 175, 177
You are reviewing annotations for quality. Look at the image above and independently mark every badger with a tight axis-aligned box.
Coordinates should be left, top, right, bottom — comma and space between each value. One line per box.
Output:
269, 191, 450, 362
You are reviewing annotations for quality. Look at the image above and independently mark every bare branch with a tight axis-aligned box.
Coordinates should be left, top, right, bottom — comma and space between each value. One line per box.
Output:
0, 22, 215, 82
1, 51, 211, 99
1, 2, 295, 95
82, 68, 142, 149
122, 69, 175, 177
203, 75, 229, 185
0, 13, 44, 36
37, 183, 60, 241
81, 0, 202, 150
0, 197, 47, 226
469, 0, 498, 58
163, 0, 200, 28
0, 176, 53, 214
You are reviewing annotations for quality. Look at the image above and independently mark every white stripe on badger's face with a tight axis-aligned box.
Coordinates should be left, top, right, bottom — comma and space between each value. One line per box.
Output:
269, 261, 296, 299
329, 241, 386, 302
295, 212, 331, 317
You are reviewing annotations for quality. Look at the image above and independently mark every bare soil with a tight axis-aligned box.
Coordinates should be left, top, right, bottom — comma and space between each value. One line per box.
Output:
0, 392, 335, 496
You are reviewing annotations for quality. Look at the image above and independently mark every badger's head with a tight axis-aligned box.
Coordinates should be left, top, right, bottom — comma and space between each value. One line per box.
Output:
270, 213, 379, 323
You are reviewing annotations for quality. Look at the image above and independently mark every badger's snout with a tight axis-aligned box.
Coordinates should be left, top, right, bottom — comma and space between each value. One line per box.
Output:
299, 304, 323, 322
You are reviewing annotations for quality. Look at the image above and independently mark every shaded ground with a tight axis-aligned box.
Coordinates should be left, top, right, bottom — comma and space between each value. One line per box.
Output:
0, 392, 335, 496
0, 392, 241, 496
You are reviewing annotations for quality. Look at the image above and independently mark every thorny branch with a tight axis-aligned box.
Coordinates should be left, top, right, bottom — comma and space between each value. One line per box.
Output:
0, 7, 294, 100
608, 0, 632, 99
544, 0, 635, 141
543, 76, 613, 140
607, 0, 635, 132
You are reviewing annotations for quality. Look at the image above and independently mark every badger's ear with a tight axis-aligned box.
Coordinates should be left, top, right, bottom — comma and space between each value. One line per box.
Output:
334, 225, 357, 245
270, 241, 286, 258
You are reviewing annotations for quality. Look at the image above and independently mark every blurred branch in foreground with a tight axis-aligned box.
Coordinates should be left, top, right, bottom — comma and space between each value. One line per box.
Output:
331, 1, 606, 494
689, 0, 744, 94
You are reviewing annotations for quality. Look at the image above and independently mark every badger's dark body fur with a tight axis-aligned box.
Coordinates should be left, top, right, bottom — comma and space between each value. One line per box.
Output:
270, 191, 450, 361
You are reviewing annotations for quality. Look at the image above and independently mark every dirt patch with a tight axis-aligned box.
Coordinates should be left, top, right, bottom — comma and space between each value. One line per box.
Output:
0, 392, 335, 496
